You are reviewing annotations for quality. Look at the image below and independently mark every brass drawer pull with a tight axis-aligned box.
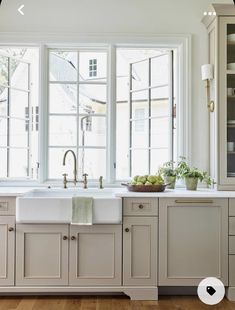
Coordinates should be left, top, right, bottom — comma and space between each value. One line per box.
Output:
175, 199, 214, 204
63, 236, 68, 240
138, 204, 144, 209
8, 227, 14, 232
125, 228, 130, 233
71, 236, 76, 240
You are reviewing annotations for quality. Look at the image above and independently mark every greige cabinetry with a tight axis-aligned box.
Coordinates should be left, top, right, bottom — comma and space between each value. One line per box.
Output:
16, 224, 69, 286
69, 225, 122, 286
123, 198, 158, 286
159, 198, 228, 286
16, 224, 122, 287
0, 197, 16, 286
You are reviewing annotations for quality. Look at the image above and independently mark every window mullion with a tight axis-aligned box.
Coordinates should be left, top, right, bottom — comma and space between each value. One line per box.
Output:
107, 44, 116, 183
148, 58, 151, 175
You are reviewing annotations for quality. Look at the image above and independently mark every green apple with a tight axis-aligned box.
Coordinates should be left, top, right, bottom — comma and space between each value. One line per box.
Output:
137, 176, 147, 183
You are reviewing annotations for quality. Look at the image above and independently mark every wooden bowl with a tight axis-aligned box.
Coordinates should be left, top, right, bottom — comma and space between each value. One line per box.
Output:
121, 183, 168, 192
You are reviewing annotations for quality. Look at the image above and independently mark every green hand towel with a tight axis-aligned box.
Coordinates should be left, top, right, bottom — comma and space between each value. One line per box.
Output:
71, 196, 93, 225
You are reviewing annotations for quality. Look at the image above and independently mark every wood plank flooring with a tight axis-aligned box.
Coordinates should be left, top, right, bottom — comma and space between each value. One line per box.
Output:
0, 296, 234, 310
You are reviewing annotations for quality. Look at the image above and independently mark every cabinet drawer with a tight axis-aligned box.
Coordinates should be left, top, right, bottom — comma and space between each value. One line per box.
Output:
230, 217, 235, 235
0, 197, 15, 215
230, 256, 235, 286
230, 236, 235, 254
123, 198, 158, 216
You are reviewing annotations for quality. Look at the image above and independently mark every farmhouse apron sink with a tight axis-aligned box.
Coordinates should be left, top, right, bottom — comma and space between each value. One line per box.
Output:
16, 188, 122, 224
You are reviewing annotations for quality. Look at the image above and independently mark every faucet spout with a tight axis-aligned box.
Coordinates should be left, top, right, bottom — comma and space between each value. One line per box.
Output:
62, 150, 77, 186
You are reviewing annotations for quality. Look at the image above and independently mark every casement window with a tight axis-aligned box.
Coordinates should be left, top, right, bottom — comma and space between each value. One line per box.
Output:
0, 48, 39, 179
116, 49, 175, 179
48, 50, 107, 180
0, 44, 178, 184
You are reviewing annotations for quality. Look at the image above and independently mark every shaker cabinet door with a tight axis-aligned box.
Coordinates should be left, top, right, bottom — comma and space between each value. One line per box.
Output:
69, 225, 122, 286
0, 216, 15, 286
123, 217, 158, 286
16, 224, 69, 286
159, 198, 228, 286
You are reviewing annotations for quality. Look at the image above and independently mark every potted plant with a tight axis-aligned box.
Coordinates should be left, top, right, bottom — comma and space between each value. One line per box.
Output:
176, 157, 213, 190
158, 160, 178, 189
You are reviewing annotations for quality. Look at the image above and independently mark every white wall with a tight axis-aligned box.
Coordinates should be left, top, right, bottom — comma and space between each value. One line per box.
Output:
0, 0, 232, 171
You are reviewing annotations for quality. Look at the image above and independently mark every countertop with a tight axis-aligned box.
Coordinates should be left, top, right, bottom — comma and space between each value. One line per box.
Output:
2, 187, 235, 198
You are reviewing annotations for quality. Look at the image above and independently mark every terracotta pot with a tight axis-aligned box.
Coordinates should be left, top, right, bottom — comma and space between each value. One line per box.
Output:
185, 177, 198, 191
164, 176, 176, 189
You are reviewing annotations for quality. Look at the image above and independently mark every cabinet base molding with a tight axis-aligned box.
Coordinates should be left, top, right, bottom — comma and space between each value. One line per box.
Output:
0, 286, 158, 301
226, 287, 235, 301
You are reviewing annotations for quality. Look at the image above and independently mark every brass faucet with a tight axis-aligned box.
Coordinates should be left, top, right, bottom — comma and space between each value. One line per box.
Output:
62, 150, 89, 189
62, 150, 78, 188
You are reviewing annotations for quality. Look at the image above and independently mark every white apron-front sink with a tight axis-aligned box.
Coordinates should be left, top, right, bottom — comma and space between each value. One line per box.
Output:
16, 188, 122, 224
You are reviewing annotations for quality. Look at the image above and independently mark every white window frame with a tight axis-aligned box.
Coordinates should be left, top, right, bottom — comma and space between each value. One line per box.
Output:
0, 34, 191, 186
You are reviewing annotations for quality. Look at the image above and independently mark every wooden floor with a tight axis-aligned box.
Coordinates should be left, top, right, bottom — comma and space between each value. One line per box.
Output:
0, 296, 234, 310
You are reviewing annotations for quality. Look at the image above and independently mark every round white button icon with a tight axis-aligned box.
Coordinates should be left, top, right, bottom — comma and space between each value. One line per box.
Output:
197, 277, 225, 305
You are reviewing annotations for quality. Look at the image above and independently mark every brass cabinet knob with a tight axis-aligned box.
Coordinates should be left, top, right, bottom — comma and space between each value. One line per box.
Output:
138, 204, 144, 209
71, 236, 76, 240
125, 228, 130, 232
63, 236, 68, 240
8, 227, 14, 232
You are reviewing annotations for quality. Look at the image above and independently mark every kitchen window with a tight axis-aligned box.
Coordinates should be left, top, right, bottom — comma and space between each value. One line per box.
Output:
0, 42, 182, 184
0, 48, 39, 179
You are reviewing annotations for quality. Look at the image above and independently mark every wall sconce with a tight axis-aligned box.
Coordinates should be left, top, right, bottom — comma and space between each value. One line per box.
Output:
201, 64, 215, 112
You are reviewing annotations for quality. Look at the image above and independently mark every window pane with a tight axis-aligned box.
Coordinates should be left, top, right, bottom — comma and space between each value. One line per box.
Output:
131, 149, 148, 176
79, 116, 106, 147
79, 52, 107, 82
10, 89, 29, 118
48, 147, 76, 179
131, 60, 149, 91
9, 148, 28, 178
0, 148, 7, 177
151, 54, 169, 87
0, 54, 9, 86
131, 119, 149, 148
0, 117, 7, 147
10, 59, 29, 90
150, 149, 169, 174
0, 88, 8, 117
78, 148, 106, 179
10, 119, 28, 147
49, 116, 77, 146
49, 84, 77, 114
131, 90, 148, 118
79, 84, 106, 114
151, 88, 169, 117
49, 51, 77, 82
151, 118, 169, 149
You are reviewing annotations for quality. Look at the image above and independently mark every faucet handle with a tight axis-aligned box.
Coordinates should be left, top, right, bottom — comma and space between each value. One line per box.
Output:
99, 176, 104, 189
62, 173, 68, 189
82, 173, 88, 189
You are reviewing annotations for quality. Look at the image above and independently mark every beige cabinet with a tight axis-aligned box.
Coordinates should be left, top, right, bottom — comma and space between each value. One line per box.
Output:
16, 224, 69, 286
0, 216, 15, 286
69, 225, 122, 286
159, 198, 228, 286
123, 217, 158, 286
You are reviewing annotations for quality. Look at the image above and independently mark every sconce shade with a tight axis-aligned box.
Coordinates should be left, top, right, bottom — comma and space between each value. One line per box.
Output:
201, 64, 214, 81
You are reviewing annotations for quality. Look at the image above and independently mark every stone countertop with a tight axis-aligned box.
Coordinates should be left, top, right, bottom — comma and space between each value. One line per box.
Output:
1, 187, 235, 198
115, 188, 235, 198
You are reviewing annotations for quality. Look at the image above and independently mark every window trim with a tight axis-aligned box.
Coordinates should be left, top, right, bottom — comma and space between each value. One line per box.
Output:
0, 34, 191, 186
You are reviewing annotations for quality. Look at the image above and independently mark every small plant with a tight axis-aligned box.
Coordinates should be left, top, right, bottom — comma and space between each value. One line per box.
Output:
158, 160, 178, 189
158, 160, 178, 178
176, 157, 214, 190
